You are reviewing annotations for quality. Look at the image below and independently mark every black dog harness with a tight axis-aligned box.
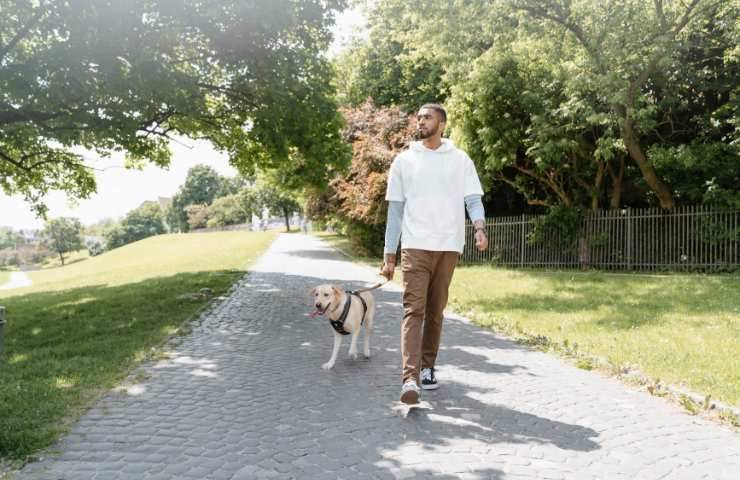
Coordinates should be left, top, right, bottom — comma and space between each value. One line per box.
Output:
329, 290, 368, 335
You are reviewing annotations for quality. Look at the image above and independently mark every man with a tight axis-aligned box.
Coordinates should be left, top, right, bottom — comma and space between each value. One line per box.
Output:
381, 103, 488, 405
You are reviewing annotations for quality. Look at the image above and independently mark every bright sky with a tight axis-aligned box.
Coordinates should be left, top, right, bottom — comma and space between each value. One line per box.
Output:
0, 6, 367, 230
0, 140, 237, 230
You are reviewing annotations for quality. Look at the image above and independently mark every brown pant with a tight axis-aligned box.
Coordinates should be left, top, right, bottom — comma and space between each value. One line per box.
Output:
400, 248, 459, 384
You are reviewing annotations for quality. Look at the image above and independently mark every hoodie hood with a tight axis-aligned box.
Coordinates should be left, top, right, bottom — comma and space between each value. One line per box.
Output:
410, 138, 456, 153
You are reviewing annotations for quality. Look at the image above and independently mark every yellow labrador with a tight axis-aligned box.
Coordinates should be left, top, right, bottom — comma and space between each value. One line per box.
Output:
309, 284, 376, 370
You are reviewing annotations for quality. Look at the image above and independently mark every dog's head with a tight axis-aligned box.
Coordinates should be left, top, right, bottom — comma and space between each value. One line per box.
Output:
310, 284, 343, 315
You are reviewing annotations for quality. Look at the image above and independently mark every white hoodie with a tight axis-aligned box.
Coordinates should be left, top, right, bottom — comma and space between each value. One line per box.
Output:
385, 139, 483, 253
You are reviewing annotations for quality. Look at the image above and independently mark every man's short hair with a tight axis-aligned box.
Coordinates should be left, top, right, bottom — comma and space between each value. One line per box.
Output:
420, 103, 447, 123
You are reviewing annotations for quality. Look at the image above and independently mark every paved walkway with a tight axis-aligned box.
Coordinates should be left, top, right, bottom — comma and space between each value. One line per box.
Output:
0, 271, 31, 290
16, 234, 740, 479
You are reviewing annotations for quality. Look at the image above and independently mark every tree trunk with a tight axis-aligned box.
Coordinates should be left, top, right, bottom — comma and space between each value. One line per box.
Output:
621, 116, 675, 209
59, 251, 65, 265
283, 209, 290, 232
608, 156, 625, 209
591, 161, 606, 211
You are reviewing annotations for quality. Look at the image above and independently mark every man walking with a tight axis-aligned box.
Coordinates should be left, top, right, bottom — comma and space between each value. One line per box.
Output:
381, 103, 488, 405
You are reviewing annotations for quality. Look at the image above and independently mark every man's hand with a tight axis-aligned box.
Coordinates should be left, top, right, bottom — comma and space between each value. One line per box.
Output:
380, 254, 396, 280
474, 221, 488, 251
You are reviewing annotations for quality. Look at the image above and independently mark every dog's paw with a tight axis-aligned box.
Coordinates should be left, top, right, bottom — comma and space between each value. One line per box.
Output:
349, 350, 358, 360
322, 362, 334, 370
363, 351, 371, 359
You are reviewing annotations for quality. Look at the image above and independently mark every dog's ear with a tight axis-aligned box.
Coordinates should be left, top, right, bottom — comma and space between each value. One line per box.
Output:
331, 285, 343, 298
309, 287, 317, 297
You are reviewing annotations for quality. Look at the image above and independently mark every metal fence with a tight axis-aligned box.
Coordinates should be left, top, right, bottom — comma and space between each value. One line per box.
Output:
462, 206, 740, 271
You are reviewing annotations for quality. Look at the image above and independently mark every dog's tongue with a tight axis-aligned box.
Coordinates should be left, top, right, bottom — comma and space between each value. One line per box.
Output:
308, 309, 321, 318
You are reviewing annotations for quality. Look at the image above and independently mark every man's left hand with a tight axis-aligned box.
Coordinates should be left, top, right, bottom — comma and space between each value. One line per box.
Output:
474, 229, 488, 251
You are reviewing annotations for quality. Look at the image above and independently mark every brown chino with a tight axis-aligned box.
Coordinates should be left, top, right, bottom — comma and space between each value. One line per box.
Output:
400, 248, 459, 384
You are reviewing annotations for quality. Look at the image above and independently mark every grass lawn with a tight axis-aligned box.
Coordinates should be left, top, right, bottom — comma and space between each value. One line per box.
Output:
316, 232, 740, 408
0, 271, 10, 286
0, 231, 275, 461
38, 249, 90, 269
449, 267, 740, 408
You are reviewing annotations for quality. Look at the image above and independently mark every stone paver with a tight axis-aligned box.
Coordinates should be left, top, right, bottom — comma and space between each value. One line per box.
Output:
15, 233, 740, 479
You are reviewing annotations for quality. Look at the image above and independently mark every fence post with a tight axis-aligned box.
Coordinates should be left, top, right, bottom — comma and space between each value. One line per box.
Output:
520, 214, 526, 268
626, 208, 633, 270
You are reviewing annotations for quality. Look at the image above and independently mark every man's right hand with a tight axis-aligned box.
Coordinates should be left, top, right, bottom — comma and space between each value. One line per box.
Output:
380, 254, 396, 280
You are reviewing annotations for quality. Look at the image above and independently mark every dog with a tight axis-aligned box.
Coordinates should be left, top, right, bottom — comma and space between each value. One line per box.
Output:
309, 284, 376, 370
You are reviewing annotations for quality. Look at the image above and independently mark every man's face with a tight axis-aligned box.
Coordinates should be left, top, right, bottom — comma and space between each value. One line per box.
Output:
416, 108, 444, 139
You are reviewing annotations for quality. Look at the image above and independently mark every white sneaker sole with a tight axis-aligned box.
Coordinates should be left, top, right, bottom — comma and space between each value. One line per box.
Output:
421, 383, 439, 390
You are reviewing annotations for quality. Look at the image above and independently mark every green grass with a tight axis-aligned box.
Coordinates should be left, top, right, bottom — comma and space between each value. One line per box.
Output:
38, 249, 90, 269
0, 271, 9, 286
0, 231, 275, 461
449, 268, 740, 406
315, 232, 740, 407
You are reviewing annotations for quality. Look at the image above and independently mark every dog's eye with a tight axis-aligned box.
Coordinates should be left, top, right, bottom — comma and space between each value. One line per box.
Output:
324, 293, 329, 297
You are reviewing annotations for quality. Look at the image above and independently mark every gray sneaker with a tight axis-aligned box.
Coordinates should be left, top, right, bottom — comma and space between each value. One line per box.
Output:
400, 380, 420, 404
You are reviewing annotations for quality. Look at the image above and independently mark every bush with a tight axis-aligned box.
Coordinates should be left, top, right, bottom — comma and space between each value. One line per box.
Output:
86, 240, 104, 256
306, 102, 416, 254
526, 205, 583, 251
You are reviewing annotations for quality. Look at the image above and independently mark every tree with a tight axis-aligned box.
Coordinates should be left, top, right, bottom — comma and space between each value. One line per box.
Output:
184, 204, 210, 231
0, 0, 348, 216
207, 194, 251, 228
168, 165, 225, 232
0, 227, 24, 250
104, 201, 165, 249
252, 178, 301, 232
339, 0, 738, 214
305, 103, 416, 255
41, 217, 83, 265
509, 0, 728, 209
451, 43, 624, 211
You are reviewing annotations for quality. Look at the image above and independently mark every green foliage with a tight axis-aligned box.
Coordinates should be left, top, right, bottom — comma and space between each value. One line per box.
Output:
104, 201, 166, 250
526, 205, 583, 251
252, 177, 301, 231
206, 194, 250, 228
41, 217, 83, 265
0, 228, 24, 250
167, 165, 230, 232
0, 0, 348, 215
650, 144, 740, 208
336, 39, 445, 109
338, 0, 739, 213
334, 0, 499, 110
184, 204, 210, 231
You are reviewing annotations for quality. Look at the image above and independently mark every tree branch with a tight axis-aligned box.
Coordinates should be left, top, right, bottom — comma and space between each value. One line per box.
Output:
0, 5, 47, 62
515, 1, 607, 74
497, 174, 553, 207
0, 109, 63, 126
0, 149, 30, 171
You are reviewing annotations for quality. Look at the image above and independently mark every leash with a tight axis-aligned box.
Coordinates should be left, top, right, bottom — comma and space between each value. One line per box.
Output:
349, 279, 390, 294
